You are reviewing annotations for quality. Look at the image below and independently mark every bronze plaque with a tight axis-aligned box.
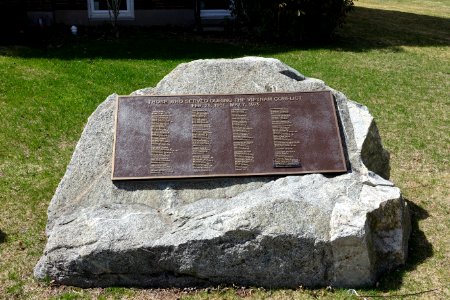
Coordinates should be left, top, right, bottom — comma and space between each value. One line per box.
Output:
112, 91, 347, 180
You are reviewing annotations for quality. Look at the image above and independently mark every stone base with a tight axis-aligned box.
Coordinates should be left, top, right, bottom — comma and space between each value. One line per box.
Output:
35, 57, 410, 288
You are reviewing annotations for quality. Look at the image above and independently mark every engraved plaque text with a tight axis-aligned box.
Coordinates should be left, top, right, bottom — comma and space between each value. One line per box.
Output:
112, 91, 347, 180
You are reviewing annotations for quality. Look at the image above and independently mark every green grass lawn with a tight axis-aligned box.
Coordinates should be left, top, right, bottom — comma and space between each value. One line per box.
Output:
0, 0, 449, 299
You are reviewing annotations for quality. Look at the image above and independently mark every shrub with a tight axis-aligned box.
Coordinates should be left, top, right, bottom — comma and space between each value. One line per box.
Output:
231, 0, 355, 42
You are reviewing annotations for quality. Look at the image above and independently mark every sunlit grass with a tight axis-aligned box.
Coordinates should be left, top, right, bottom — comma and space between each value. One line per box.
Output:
357, 0, 450, 17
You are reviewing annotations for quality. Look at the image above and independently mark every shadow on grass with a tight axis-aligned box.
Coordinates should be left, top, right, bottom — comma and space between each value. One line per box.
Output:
375, 199, 433, 291
0, 230, 7, 243
1, 7, 449, 60
333, 7, 450, 51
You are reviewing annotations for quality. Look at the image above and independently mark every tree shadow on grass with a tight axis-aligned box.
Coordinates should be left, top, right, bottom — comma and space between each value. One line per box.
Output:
0, 230, 7, 244
371, 199, 433, 291
333, 6, 450, 52
0, 7, 448, 60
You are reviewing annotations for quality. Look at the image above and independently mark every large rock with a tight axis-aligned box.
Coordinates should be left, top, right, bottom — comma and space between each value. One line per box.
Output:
35, 57, 410, 288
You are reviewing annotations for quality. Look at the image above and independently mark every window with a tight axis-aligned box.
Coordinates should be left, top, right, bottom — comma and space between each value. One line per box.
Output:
199, 0, 233, 21
87, 0, 134, 19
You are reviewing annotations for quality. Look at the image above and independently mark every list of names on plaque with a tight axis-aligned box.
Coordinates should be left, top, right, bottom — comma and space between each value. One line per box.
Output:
270, 108, 300, 167
231, 109, 254, 171
113, 91, 347, 180
150, 111, 174, 174
192, 110, 214, 172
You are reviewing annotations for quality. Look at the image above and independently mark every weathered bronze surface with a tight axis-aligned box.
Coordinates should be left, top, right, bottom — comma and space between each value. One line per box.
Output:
112, 91, 347, 180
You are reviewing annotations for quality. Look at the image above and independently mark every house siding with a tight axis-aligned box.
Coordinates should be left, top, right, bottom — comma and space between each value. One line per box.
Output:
23, 0, 193, 10
21, 0, 197, 26
54, 1, 87, 10
1, 0, 25, 9
0, 0, 28, 30
24, 0, 53, 11
135, 0, 194, 10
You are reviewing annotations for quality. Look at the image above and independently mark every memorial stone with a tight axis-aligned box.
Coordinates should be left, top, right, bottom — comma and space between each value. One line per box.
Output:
35, 57, 410, 288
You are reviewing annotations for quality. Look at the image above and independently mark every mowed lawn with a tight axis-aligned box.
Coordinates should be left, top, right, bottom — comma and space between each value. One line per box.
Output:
0, 0, 448, 299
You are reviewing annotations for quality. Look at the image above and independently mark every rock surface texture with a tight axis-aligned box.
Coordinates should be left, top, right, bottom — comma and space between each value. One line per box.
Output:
35, 57, 410, 288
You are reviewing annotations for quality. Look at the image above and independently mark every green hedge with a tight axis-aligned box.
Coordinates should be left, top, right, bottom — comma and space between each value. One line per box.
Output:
231, 0, 355, 42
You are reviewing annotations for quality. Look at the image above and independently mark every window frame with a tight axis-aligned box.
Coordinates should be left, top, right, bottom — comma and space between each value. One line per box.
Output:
87, 0, 135, 20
